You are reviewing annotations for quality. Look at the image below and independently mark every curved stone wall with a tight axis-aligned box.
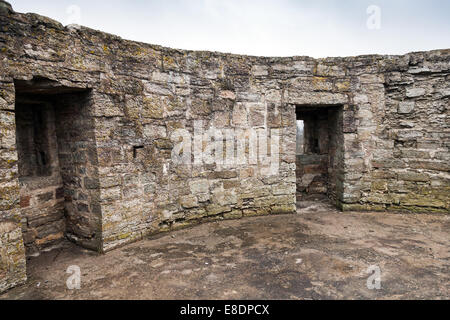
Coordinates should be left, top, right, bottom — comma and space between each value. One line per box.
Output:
0, 1, 449, 292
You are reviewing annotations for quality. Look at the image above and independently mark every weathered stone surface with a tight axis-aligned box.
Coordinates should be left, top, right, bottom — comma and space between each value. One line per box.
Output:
189, 180, 209, 195
0, 0, 12, 14
398, 172, 430, 182
406, 88, 426, 98
212, 189, 238, 206
0, 3, 449, 294
398, 101, 415, 114
179, 195, 198, 209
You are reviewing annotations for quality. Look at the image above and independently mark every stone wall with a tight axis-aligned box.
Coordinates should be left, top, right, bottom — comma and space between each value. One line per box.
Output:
365, 55, 450, 212
0, 1, 448, 292
55, 91, 102, 251
0, 1, 27, 290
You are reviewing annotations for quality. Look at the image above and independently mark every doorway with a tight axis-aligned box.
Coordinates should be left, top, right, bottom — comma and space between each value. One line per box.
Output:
295, 105, 343, 205
14, 77, 100, 256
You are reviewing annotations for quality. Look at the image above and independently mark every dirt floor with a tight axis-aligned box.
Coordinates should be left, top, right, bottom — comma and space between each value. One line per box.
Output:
1, 199, 449, 300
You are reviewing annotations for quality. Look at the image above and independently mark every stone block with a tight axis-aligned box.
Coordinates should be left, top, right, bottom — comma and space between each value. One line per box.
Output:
406, 88, 426, 98
189, 179, 209, 194
398, 172, 430, 182
232, 103, 248, 127
248, 103, 266, 127
212, 189, 237, 206
179, 195, 199, 209
398, 101, 415, 114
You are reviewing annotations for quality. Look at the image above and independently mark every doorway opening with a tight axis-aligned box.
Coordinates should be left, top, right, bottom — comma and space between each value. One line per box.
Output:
14, 77, 99, 256
295, 105, 343, 206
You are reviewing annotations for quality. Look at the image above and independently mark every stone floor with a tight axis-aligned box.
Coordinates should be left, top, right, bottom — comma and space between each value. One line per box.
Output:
1, 199, 449, 300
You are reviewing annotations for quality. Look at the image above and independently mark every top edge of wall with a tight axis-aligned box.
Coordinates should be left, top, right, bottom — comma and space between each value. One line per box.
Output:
2, 1, 450, 62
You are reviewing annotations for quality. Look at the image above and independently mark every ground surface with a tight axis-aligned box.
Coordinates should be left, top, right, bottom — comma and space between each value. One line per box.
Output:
1, 200, 449, 300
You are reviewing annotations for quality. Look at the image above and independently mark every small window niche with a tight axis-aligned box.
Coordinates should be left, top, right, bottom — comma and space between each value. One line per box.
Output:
133, 145, 145, 160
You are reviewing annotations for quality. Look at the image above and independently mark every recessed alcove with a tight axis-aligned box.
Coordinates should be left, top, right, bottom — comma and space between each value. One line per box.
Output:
14, 78, 99, 256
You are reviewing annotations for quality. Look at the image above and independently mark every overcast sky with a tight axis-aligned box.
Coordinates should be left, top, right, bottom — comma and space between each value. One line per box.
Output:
9, 0, 450, 58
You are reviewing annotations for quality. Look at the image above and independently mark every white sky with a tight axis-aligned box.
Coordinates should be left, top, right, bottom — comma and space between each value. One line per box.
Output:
9, 0, 450, 58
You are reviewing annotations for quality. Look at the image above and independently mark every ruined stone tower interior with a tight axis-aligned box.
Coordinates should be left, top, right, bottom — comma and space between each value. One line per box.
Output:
0, 1, 448, 295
